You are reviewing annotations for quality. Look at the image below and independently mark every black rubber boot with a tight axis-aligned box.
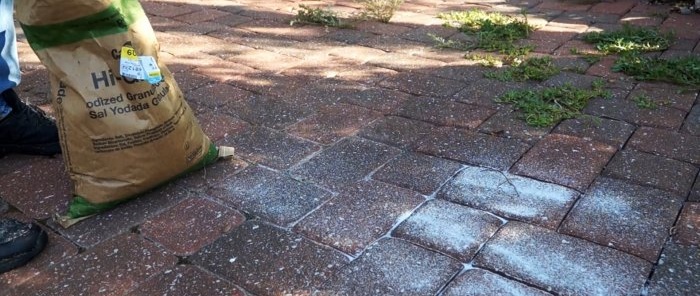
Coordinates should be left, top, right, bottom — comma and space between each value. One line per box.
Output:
0, 219, 48, 274
0, 89, 60, 156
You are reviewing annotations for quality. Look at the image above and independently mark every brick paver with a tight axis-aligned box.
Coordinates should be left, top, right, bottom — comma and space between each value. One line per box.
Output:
474, 222, 652, 295
673, 203, 700, 246
443, 269, 552, 296
559, 177, 684, 262
393, 199, 503, 261
208, 165, 332, 226
126, 265, 245, 296
286, 103, 382, 144
553, 117, 635, 148
140, 197, 246, 256
438, 166, 578, 229
8, 0, 700, 294
628, 127, 700, 165
395, 97, 496, 129
192, 221, 349, 296
372, 152, 461, 195
512, 133, 616, 191
222, 125, 320, 169
9, 234, 177, 296
358, 116, 437, 149
320, 238, 462, 296
604, 149, 698, 196
647, 243, 700, 295
417, 127, 531, 170
290, 137, 401, 190
293, 180, 424, 255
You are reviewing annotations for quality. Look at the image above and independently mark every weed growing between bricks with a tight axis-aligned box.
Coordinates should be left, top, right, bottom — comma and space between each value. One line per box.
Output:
484, 56, 560, 82
578, 24, 700, 87
582, 24, 673, 54
355, 0, 404, 23
632, 93, 658, 109
496, 80, 611, 127
438, 9, 535, 65
291, 5, 348, 28
614, 54, 700, 87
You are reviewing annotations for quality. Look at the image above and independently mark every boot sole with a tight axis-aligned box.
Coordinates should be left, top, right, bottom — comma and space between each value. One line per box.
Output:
0, 229, 48, 274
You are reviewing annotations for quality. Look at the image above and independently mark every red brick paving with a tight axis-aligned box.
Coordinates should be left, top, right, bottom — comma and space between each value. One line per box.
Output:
7, 0, 700, 294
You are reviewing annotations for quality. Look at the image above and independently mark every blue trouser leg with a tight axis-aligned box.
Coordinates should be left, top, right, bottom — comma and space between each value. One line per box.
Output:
0, 0, 19, 119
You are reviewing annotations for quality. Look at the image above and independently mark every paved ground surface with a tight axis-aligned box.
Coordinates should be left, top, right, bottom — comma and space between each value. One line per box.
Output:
2, 0, 700, 295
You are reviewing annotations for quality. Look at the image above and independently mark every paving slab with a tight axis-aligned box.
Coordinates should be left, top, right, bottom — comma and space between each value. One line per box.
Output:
438, 166, 578, 229
647, 243, 700, 296
226, 94, 315, 129
673, 203, 700, 246
290, 137, 401, 191
584, 97, 687, 129
392, 199, 503, 261
454, 78, 533, 108
338, 87, 413, 114
379, 72, 466, 98
417, 127, 531, 170
221, 126, 320, 170
0, 157, 71, 220
604, 150, 698, 197
208, 165, 332, 226
628, 82, 697, 112
443, 269, 553, 296
512, 133, 617, 191
553, 117, 635, 149
293, 180, 424, 255
140, 198, 246, 256
358, 116, 437, 149
560, 177, 684, 262
474, 222, 652, 296
372, 152, 461, 195
286, 103, 382, 144
191, 221, 350, 296
692, 177, 700, 202
8, 234, 177, 296
47, 183, 193, 248
628, 127, 700, 165
395, 97, 496, 129
126, 265, 245, 296
477, 110, 552, 144
319, 238, 462, 296
682, 103, 700, 136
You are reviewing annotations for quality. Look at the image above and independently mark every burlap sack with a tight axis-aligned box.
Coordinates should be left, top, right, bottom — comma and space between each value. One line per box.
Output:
15, 0, 232, 227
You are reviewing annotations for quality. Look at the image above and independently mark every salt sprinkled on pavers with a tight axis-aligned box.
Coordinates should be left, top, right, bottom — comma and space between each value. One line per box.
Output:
474, 222, 652, 295
442, 269, 553, 296
319, 238, 462, 296
125, 265, 245, 296
392, 199, 503, 262
191, 221, 349, 296
646, 243, 700, 295
208, 165, 332, 226
293, 180, 424, 255
438, 166, 578, 229
560, 177, 684, 262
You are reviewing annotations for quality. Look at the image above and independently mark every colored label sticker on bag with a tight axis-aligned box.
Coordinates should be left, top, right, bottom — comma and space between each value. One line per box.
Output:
119, 46, 162, 84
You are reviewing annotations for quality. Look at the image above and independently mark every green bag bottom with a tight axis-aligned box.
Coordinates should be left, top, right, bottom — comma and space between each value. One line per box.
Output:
57, 144, 221, 228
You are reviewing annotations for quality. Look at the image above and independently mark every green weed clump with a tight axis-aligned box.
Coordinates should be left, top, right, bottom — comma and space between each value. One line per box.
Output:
496, 80, 610, 127
632, 94, 657, 109
582, 24, 673, 54
355, 0, 404, 23
291, 5, 346, 27
613, 54, 700, 87
438, 9, 535, 63
485, 56, 560, 81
